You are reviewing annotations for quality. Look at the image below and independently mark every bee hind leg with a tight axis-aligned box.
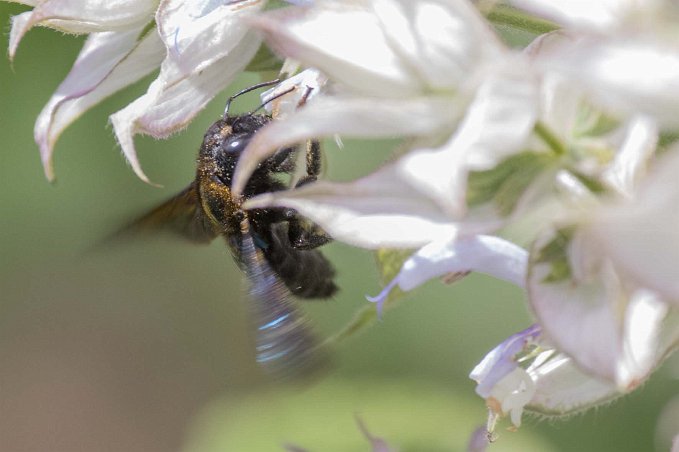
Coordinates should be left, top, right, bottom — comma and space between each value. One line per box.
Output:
284, 213, 332, 250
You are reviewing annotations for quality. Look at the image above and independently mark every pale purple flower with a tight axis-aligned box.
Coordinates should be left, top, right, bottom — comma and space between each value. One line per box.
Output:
366, 235, 528, 316
470, 324, 621, 430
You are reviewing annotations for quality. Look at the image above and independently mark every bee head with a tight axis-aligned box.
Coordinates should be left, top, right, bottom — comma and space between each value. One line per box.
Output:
198, 113, 272, 186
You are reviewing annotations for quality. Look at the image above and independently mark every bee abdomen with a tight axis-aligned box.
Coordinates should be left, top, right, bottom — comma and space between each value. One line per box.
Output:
264, 225, 338, 299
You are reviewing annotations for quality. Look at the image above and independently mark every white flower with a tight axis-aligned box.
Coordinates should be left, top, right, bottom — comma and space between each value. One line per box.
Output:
513, 0, 679, 129
366, 235, 528, 315
8, 0, 266, 182
527, 149, 679, 389
259, 68, 328, 118
233, 0, 539, 197
470, 324, 621, 430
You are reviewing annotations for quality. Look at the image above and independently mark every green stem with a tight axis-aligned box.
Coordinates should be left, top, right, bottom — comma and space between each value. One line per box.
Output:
486, 5, 559, 35
535, 121, 566, 155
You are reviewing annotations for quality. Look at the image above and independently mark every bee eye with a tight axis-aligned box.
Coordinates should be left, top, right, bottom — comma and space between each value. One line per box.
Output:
222, 134, 250, 154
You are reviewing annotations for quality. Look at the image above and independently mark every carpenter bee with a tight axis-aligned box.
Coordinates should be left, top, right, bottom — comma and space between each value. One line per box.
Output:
120, 81, 336, 379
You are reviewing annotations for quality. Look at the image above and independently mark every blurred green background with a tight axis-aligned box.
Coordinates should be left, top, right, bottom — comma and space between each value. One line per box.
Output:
0, 4, 677, 451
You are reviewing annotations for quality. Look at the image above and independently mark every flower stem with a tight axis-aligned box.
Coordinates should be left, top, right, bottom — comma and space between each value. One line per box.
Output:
535, 121, 566, 155
486, 5, 559, 35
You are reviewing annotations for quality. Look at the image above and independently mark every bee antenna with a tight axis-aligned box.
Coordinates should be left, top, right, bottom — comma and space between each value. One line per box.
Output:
223, 79, 281, 117
250, 86, 296, 115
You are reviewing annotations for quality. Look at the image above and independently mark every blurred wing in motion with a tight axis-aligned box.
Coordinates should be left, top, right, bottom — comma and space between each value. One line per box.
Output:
239, 217, 330, 380
111, 182, 218, 244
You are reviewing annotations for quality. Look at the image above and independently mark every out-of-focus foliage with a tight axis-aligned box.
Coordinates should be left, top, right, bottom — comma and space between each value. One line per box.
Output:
182, 378, 556, 452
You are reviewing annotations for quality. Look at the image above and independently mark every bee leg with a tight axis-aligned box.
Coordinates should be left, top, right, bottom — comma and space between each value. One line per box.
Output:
306, 140, 322, 178
269, 145, 298, 173
286, 140, 322, 188
285, 214, 332, 250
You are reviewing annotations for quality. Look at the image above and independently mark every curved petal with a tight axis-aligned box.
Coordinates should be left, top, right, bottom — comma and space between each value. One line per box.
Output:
528, 229, 679, 388
9, 0, 157, 55
156, 0, 264, 77
8, 11, 32, 61
602, 115, 657, 197
259, 69, 328, 118
526, 352, 620, 415
250, 2, 424, 97
396, 234, 527, 291
539, 34, 679, 128
232, 95, 461, 195
471, 325, 625, 426
373, 0, 504, 90
471, 324, 541, 398
35, 28, 164, 181
452, 60, 539, 171
591, 149, 679, 301
110, 31, 261, 182
507, 0, 648, 29
244, 160, 459, 249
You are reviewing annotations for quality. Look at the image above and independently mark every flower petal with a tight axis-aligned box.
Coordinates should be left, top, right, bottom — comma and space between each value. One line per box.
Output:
396, 235, 528, 292
602, 115, 657, 197
526, 352, 620, 415
244, 160, 459, 249
470, 324, 541, 399
591, 149, 679, 301
250, 1, 424, 97
528, 229, 679, 387
110, 31, 261, 182
259, 68, 328, 118
508, 0, 648, 29
471, 325, 624, 426
373, 0, 504, 90
538, 34, 679, 128
452, 60, 538, 171
232, 95, 462, 195
35, 28, 164, 181
156, 0, 265, 77
9, 0, 157, 56
8, 11, 32, 61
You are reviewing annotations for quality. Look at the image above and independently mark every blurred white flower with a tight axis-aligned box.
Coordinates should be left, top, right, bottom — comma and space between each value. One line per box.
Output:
528, 149, 679, 389
513, 0, 679, 129
8, 0, 267, 182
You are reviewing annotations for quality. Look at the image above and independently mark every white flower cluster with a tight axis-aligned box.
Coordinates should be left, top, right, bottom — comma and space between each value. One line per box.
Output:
235, 0, 679, 437
6, 0, 679, 445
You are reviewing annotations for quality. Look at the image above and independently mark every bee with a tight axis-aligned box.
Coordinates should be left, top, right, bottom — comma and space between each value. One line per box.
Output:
120, 81, 336, 379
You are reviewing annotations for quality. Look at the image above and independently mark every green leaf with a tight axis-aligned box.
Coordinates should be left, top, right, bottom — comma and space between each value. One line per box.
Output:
569, 171, 606, 194
245, 44, 283, 73
573, 103, 620, 138
658, 131, 679, 150
467, 151, 555, 216
533, 227, 574, 283
485, 5, 559, 35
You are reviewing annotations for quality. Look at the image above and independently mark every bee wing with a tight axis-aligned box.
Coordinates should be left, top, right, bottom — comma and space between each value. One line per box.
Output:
110, 182, 218, 244
239, 218, 330, 380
